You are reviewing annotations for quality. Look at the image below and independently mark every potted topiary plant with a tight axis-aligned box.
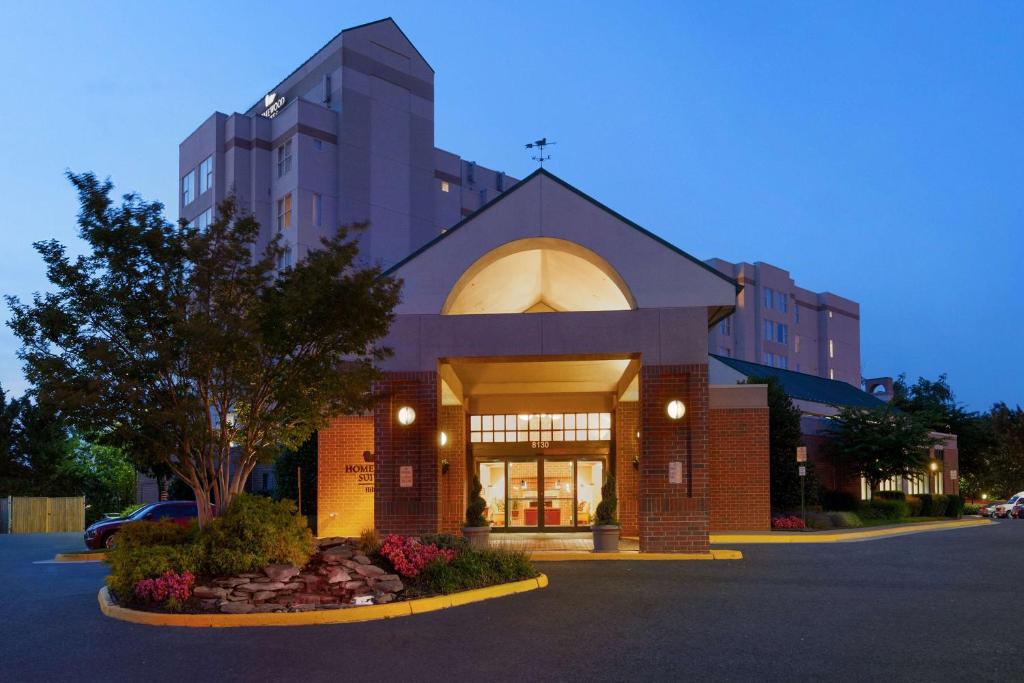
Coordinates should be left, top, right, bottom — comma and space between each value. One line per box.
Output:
463, 474, 491, 550
592, 474, 619, 552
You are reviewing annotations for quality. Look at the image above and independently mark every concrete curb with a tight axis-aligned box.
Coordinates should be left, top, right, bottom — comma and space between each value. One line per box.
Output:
529, 549, 743, 561
98, 573, 548, 628
710, 518, 992, 544
55, 551, 108, 562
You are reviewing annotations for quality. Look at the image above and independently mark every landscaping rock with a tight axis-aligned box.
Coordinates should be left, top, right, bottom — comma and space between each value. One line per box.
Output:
375, 593, 395, 604
253, 590, 277, 601
194, 586, 229, 599
239, 572, 263, 579
282, 582, 304, 591
325, 567, 351, 584
290, 603, 315, 612
220, 602, 254, 614
200, 599, 220, 610
252, 604, 284, 613
373, 574, 404, 593
343, 580, 366, 590
236, 581, 286, 592
354, 564, 385, 578
225, 593, 250, 602
264, 564, 301, 582
353, 554, 371, 564
322, 545, 354, 560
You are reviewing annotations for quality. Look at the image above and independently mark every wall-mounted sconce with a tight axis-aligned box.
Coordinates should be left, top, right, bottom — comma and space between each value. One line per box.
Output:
632, 455, 640, 470
397, 406, 416, 426
439, 431, 449, 447
441, 458, 450, 475
929, 461, 939, 471
666, 400, 686, 420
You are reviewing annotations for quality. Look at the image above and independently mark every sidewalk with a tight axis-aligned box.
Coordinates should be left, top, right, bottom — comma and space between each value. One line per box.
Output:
710, 518, 992, 544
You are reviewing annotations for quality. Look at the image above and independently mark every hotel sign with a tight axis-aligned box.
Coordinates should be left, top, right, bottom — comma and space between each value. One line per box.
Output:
261, 92, 287, 119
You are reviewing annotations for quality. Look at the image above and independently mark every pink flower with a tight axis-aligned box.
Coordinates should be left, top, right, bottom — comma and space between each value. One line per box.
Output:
135, 570, 195, 604
771, 515, 806, 530
379, 535, 457, 578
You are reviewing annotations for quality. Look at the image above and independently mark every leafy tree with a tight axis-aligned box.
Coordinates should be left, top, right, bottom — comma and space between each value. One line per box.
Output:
0, 384, 28, 487
273, 433, 317, 518
64, 440, 137, 523
827, 404, 937, 492
746, 376, 817, 510
978, 403, 1024, 498
7, 172, 400, 524
891, 374, 994, 497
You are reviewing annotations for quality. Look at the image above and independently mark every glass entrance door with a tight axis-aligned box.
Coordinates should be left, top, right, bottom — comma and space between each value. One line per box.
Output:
508, 461, 539, 528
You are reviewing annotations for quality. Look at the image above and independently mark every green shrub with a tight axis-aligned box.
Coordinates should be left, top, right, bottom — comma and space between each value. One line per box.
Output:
905, 496, 923, 517
466, 475, 487, 528
917, 494, 950, 517
357, 527, 381, 555
199, 494, 314, 576
828, 511, 864, 528
805, 512, 833, 529
862, 498, 909, 520
114, 519, 197, 549
947, 496, 965, 517
594, 475, 618, 526
105, 543, 200, 601
820, 489, 859, 512
874, 490, 906, 502
419, 533, 467, 551
118, 503, 145, 518
413, 548, 536, 595
963, 504, 981, 515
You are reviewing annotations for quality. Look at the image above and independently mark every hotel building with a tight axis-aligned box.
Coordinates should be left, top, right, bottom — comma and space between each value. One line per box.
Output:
706, 260, 861, 387
178, 18, 781, 552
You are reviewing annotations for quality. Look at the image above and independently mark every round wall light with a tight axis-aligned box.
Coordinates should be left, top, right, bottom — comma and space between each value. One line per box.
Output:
439, 431, 449, 447
666, 400, 686, 420
397, 406, 416, 426
929, 461, 938, 471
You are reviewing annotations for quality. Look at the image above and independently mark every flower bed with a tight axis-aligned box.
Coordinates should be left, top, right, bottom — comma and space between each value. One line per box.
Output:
771, 515, 806, 530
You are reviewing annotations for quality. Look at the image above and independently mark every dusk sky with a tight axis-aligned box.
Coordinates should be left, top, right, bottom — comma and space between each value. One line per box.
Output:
0, 1, 1020, 410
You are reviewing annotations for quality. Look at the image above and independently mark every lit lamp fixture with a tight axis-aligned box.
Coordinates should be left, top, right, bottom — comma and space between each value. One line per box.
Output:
929, 461, 939, 471
397, 406, 416, 426
982, 493, 989, 500
439, 431, 449, 447
666, 400, 686, 420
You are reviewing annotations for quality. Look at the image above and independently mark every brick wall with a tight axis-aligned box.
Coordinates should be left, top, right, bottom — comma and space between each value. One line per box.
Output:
438, 405, 467, 534
638, 364, 710, 553
316, 415, 375, 537
374, 372, 440, 535
615, 402, 640, 537
708, 407, 770, 530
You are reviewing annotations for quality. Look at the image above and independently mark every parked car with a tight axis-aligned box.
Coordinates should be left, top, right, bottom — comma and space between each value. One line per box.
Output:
1011, 502, 1024, 519
993, 492, 1024, 519
83, 500, 202, 549
979, 502, 1001, 517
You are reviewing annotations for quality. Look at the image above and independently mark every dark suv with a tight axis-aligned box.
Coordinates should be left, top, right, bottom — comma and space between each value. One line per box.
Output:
84, 501, 201, 549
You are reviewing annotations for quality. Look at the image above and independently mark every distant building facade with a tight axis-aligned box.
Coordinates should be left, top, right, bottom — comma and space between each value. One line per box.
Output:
706, 259, 861, 387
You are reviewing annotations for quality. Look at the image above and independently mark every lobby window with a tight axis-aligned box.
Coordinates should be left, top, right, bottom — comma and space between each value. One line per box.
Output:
763, 287, 773, 309
312, 193, 322, 228
277, 139, 293, 177
828, 310, 833, 319
313, 138, 323, 151
277, 243, 292, 271
196, 208, 213, 231
466, 161, 476, 184
829, 368, 835, 380
795, 335, 801, 353
440, 180, 450, 193
777, 324, 789, 344
182, 170, 195, 206
829, 339, 835, 359
795, 305, 800, 323
777, 292, 787, 312
496, 171, 505, 191
322, 73, 332, 105
199, 156, 214, 194
777, 355, 788, 369
469, 412, 611, 444
764, 319, 776, 342
763, 351, 773, 365
479, 188, 487, 205
276, 193, 292, 231
719, 316, 732, 336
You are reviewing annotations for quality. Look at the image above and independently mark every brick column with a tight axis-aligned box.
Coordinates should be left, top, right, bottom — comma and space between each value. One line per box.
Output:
638, 364, 710, 553
373, 372, 439, 535
708, 407, 769, 531
317, 415, 375, 537
615, 402, 640, 537
438, 405, 467, 534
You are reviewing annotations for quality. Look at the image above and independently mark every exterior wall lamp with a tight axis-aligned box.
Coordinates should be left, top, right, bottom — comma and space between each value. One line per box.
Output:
441, 458, 450, 475
666, 400, 686, 420
397, 406, 416, 426
929, 461, 939, 471
439, 431, 449, 447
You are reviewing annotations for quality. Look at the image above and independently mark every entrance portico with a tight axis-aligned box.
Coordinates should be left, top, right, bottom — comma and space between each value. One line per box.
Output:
317, 169, 770, 552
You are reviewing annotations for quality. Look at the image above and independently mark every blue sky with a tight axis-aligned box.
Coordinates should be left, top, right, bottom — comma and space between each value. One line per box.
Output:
0, 1, 1021, 410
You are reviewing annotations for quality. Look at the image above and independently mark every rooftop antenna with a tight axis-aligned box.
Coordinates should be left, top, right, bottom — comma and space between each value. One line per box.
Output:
525, 137, 556, 167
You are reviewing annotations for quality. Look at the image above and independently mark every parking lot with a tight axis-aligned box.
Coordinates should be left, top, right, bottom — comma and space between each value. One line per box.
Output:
0, 521, 1019, 682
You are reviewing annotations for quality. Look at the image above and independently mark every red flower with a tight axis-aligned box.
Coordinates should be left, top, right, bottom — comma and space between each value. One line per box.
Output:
135, 570, 195, 604
379, 535, 457, 578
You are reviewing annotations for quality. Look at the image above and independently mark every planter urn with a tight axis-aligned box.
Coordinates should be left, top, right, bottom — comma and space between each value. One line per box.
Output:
592, 525, 620, 553
463, 526, 491, 550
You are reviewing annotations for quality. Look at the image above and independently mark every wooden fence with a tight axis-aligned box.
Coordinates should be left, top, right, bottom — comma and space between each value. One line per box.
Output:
2, 496, 85, 533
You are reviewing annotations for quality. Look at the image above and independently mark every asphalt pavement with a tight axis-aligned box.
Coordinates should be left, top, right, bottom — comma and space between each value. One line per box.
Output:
0, 521, 1019, 682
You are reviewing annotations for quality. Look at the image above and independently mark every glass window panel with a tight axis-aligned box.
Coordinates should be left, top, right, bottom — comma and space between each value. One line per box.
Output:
493, 415, 505, 431
482, 415, 493, 430
600, 413, 611, 429
482, 432, 493, 443
494, 432, 505, 443
600, 429, 611, 440
541, 414, 552, 429
576, 413, 587, 428
552, 430, 564, 441
470, 416, 481, 430
552, 414, 563, 426
564, 430, 576, 441
541, 430, 551, 441
529, 430, 539, 441
564, 414, 575, 429
505, 431, 517, 442
588, 429, 599, 441
517, 432, 529, 442
588, 413, 600, 428
576, 429, 587, 441
506, 415, 517, 432
529, 415, 540, 430
470, 432, 482, 443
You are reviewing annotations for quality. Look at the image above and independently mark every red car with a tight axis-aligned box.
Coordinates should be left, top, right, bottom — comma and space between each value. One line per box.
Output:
83, 501, 201, 549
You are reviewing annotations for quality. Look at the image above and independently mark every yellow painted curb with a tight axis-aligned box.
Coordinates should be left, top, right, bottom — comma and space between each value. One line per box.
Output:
55, 551, 108, 562
98, 573, 548, 628
710, 518, 992, 544
529, 549, 742, 561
